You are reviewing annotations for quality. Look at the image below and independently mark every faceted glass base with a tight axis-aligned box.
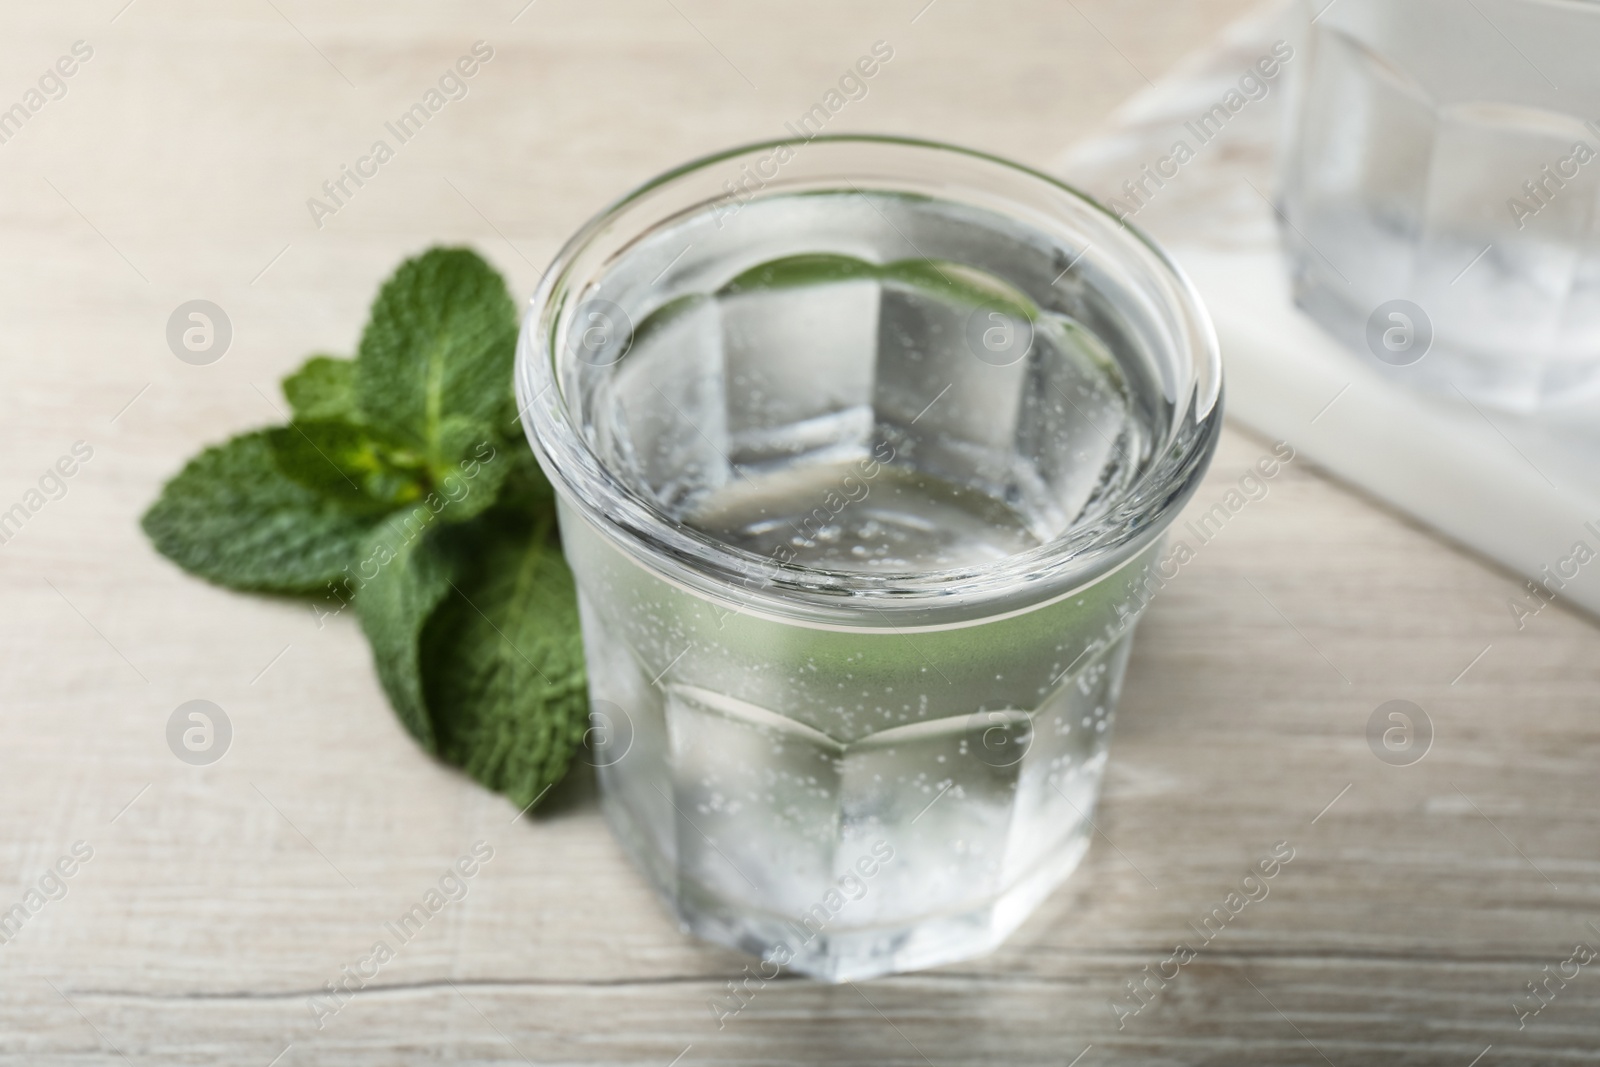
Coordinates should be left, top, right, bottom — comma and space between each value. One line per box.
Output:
601, 765, 1094, 982
579, 566, 1137, 982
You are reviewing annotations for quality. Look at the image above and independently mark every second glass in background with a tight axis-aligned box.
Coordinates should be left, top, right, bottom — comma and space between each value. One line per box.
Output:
1279, 0, 1600, 411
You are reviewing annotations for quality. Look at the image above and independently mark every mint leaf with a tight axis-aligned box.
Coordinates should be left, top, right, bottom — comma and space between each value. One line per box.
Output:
348, 434, 551, 757
280, 417, 512, 527
267, 419, 430, 513
720, 252, 877, 294
143, 245, 586, 816
421, 505, 587, 810
354, 512, 457, 750
142, 431, 381, 593
491, 431, 558, 520
426, 425, 513, 524
879, 258, 1039, 321
283, 355, 358, 422
355, 248, 519, 469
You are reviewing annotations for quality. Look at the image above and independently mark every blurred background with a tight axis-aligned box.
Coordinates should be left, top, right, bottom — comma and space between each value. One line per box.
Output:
3, 1, 1598, 1064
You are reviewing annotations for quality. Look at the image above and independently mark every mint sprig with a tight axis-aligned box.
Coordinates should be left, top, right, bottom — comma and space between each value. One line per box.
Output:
142, 247, 586, 810
282, 354, 357, 421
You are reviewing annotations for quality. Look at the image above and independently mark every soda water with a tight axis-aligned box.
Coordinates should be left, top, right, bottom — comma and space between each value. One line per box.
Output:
546, 188, 1186, 980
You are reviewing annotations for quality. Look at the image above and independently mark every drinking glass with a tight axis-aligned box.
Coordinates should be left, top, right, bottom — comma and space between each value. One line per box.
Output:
518, 136, 1221, 980
1279, 0, 1600, 410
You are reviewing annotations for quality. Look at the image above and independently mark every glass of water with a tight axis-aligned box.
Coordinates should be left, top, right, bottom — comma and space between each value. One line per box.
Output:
1279, 0, 1600, 411
518, 136, 1221, 981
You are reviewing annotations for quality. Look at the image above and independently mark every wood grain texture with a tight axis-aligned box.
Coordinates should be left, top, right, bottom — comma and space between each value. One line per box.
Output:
2, 1, 1597, 1064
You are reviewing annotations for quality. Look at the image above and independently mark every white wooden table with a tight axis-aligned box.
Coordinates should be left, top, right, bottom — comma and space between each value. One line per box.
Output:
3, 2, 1598, 1064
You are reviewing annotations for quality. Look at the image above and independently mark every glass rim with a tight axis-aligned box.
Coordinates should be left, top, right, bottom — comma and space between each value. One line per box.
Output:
517, 133, 1224, 623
